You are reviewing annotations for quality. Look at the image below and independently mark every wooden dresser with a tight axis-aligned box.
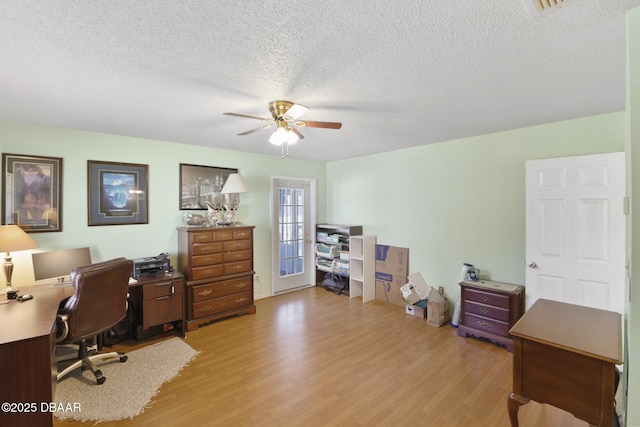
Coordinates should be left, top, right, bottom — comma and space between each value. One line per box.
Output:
177, 225, 255, 331
458, 280, 524, 352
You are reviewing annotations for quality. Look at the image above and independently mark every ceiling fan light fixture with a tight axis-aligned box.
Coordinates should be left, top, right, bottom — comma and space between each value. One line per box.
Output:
269, 127, 299, 146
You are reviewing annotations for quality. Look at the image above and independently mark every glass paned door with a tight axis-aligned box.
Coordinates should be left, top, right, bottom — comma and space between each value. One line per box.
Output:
272, 178, 315, 294
278, 187, 304, 277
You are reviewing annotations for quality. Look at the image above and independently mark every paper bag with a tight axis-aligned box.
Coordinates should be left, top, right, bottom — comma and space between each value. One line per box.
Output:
427, 288, 450, 327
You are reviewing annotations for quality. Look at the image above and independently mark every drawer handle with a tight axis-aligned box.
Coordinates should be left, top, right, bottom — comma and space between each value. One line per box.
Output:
202, 257, 213, 263
238, 232, 248, 237
202, 246, 213, 251
196, 235, 208, 241
479, 295, 489, 302
198, 306, 212, 312
235, 297, 248, 304
480, 308, 490, 314
204, 269, 214, 275
477, 320, 493, 328
155, 296, 170, 301
235, 283, 248, 289
198, 289, 212, 297
233, 264, 244, 270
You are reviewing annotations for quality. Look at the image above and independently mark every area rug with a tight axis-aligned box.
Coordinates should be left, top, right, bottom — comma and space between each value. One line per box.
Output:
54, 337, 199, 423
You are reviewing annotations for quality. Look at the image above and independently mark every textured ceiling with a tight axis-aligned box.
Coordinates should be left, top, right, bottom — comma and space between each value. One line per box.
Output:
1, 0, 639, 161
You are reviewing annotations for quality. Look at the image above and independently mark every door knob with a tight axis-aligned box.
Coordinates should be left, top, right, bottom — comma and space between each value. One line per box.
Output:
528, 261, 537, 269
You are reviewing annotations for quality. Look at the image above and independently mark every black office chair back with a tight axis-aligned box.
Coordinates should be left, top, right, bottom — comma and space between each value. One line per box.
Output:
62, 257, 133, 342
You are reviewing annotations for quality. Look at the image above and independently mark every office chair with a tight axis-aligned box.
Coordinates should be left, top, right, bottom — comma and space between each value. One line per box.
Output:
56, 257, 133, 385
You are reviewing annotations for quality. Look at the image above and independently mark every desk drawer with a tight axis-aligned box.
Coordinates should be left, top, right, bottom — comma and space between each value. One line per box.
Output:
465, 288, 510, 309
143, 279, 184, 300
192, 291, 253, 319
464, 313, 510, 337
465, 301, 509, 322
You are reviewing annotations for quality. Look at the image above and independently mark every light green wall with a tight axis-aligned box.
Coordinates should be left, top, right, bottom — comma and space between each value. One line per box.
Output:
626, 7, 640, 426
0, 121, 327, 300
326, 113, 625, 300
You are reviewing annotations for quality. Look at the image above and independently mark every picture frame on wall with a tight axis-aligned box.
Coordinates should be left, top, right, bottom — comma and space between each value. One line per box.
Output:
179, 163, 237, 210
1, 153, 63, 232
88, 160, 148, 226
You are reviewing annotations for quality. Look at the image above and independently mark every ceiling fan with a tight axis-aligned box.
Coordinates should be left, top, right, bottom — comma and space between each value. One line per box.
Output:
223, 100, 342, 157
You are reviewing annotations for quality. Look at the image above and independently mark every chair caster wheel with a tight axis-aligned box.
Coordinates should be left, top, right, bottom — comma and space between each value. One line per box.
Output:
120, 355, 128, 363
96, 376, 106, 385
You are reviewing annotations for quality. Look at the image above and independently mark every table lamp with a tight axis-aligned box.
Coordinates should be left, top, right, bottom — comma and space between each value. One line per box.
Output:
0, 225, 39, 298
220, 173, 249, 225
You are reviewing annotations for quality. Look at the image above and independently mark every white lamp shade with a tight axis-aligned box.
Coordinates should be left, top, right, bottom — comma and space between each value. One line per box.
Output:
0, 225, 39, 252
221, 173, 249, 194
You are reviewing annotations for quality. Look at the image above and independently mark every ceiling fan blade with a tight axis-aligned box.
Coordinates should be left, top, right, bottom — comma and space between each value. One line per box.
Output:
298, 120, 342, 129
291, 127, 305, 140
238, 124, 274, 136
224, 112, 273, 122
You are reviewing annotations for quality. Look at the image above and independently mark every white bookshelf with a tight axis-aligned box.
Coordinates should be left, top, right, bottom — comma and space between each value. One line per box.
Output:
348, 235, 377, 302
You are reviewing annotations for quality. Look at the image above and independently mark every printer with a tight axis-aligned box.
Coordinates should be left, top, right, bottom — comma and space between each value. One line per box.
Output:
132, 253, 171, 278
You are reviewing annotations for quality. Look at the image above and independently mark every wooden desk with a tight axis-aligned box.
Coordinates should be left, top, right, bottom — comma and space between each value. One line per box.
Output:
0, 284, 74, 427
508, 299, 622, 427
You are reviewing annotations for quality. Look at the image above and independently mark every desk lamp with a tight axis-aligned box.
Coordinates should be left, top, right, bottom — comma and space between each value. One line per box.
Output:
0, 225, 39, 299
220, 173, 249, 225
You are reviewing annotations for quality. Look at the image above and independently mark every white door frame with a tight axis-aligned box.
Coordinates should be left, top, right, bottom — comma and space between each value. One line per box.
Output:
270, 176, 316, 296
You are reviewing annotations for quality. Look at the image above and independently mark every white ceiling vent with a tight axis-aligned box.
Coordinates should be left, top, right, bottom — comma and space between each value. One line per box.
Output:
523, 0, 569, 17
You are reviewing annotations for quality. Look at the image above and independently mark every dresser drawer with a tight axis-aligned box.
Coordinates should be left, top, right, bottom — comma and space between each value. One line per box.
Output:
465, 301, 510, 322
192, 253, 224, 267
192, 291, 253, 319
190, 231, 213, 243
463, 313, 510, 337
213, 229, 234, 241
224, 239, 252, 252
192, 242, 224, 255
223, 260, 252, 275
223, 250, 252, 262
192, 264, 224, 280
465, 288, 510, 309
233, 228, 252, 240
192, 277, 253, 302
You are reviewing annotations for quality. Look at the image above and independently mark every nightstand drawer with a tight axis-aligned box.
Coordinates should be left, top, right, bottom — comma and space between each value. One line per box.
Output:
465, 301, 509, 322
463, 313, 510, 337
465, 288, 510, 309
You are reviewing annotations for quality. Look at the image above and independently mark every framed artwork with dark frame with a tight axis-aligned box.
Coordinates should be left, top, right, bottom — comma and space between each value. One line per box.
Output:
88, 160, 148, 226
179, 163, 237, 210
2, 153, 63, 232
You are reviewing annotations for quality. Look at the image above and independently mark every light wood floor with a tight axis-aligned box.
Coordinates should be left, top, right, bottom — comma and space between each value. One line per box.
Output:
54, 286, 592, 427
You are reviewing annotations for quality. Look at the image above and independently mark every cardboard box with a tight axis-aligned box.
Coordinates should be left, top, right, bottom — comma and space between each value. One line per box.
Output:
400, 272, 430, 305
375, 245, 409, 277
375, 273, 406, 306
375, 245, 409, 306
405, 299, 427, 318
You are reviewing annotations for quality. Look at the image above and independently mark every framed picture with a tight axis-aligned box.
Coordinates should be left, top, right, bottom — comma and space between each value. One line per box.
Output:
2, 153, 63, 232
179, 163, 237, 210
88, 160, 148, 226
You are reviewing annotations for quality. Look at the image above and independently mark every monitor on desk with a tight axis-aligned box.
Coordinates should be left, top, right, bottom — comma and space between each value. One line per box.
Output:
32, 247, 93, 284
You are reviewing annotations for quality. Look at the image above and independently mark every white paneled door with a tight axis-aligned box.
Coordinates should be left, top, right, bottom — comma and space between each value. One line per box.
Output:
525, 152, 626, 314
271, 177, 315, 295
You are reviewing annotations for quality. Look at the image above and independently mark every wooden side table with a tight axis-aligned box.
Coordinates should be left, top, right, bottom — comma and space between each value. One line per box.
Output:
508, 299, 622, 427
